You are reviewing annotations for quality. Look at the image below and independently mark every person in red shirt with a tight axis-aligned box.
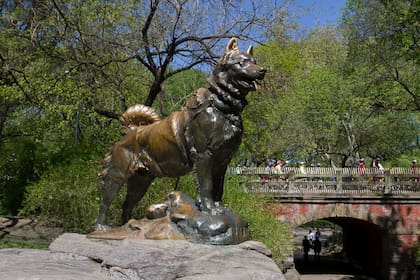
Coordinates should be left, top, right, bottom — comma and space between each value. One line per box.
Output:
358, 158, 365, 173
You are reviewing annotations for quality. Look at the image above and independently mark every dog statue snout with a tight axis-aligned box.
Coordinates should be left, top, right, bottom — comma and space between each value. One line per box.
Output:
258, 67, 267, 75
256, 67, 267, 79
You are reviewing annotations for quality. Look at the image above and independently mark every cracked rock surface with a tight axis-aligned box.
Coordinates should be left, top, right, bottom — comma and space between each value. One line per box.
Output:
0, 233, 285, 280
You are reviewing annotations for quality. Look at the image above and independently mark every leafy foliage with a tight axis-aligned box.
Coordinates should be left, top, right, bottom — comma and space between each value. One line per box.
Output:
239, 41, 303, 165
158, 69, 207, 115
0, 139, 37, 214
19, 158, 101, 232
19, 157, 196, 232
241, 25, 419, 168
224, 174, 293, 262
343, 0, 419, 111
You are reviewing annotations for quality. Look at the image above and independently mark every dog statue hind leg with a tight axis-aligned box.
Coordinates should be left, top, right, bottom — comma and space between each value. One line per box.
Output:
95, 130, 146, 230
121, 171, 155, 224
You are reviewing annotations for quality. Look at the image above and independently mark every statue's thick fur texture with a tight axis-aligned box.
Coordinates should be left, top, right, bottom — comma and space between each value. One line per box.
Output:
95, 38, 266, 228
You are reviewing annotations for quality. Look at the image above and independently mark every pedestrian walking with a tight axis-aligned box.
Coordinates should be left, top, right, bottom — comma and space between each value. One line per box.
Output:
302, 235, 311, 262
313, 236, 322, 261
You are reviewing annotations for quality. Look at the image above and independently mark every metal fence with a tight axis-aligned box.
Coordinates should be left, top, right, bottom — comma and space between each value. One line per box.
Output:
231, 167, 420, 195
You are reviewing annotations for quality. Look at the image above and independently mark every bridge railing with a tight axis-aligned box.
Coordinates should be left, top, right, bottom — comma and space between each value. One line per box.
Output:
231, 167, 420, 195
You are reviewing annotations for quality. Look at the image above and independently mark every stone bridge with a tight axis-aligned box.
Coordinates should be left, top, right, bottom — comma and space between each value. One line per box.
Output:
234, 167, 420, 280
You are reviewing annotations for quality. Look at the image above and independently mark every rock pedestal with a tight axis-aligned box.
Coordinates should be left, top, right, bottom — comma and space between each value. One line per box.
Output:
0, 233, 286, 280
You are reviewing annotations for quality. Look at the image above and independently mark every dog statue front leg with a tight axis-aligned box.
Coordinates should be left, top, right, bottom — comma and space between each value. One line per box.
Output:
192, 158, 218, 214
198, 179, 216, 214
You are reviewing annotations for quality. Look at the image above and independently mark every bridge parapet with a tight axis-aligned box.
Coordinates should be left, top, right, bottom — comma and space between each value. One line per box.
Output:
233, 167, 419, 195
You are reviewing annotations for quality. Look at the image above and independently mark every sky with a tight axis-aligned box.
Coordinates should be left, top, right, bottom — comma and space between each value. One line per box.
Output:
288, 0, 347, 30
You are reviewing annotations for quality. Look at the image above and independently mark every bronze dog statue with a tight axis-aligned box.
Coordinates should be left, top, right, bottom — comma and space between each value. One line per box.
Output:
95, 38, 266, 229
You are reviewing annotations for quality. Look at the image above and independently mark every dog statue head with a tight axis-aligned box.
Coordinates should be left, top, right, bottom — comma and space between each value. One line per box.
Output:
209, 38, 266, 108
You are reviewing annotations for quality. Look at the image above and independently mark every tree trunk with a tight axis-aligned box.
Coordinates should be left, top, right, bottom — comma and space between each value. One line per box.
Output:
342, 113, 360, 167
144, 79, 163, 107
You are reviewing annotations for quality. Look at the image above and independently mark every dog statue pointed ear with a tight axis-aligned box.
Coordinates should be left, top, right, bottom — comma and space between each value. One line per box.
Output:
246, 45, 253, 56
226, 37, 239, 52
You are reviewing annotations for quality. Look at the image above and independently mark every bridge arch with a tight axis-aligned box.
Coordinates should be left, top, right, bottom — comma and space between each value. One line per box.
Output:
276, 202, 418, 279
284, 203, 410, 233
285, 203, 376, 227
295, 215, 389, 279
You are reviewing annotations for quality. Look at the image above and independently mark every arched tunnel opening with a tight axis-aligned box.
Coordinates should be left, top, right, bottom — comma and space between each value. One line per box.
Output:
293, 218, 388, 279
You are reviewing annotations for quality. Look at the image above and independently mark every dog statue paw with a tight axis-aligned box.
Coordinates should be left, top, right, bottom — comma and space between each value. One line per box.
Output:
93, 223, 111, 232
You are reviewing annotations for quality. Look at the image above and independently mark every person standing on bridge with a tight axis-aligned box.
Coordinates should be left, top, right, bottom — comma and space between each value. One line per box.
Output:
371, 155, 384, 182
412, 160, 418, 182
358, 158, 365, 173
275, 159, 283, 174
299, 161, 307, 174
372, 155, 384, 170
358, 159, 366, 184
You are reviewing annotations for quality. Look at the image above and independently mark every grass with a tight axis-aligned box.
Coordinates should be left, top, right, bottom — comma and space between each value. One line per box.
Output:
0, 235, 50, 250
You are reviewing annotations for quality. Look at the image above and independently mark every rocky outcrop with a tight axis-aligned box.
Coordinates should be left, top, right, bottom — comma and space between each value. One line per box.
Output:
0, 233, 286, 280
0, 216, 63, 240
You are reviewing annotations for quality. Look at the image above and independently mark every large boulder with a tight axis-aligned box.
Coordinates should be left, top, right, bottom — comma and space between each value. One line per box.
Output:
0, 233, 286, 280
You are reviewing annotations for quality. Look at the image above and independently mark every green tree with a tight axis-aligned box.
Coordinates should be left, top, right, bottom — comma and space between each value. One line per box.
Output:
160, 69, 207, 115
5, 0, 284, 119
0, 0, 290, 187
239, 40, 303, 165
294, 27, 418, 166
343, 0, 419, 111
242, 26, 419, 168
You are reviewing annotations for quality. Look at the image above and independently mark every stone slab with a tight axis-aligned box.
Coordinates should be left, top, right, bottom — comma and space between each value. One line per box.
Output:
0, 233, 286, 280
0, 248, 107, 280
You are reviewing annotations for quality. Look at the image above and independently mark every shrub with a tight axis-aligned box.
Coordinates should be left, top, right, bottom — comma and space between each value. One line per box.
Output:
224, 174, 293, 263
0, 140, 38, 215
20, 158, 101, 232
19, 158, 197, 232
